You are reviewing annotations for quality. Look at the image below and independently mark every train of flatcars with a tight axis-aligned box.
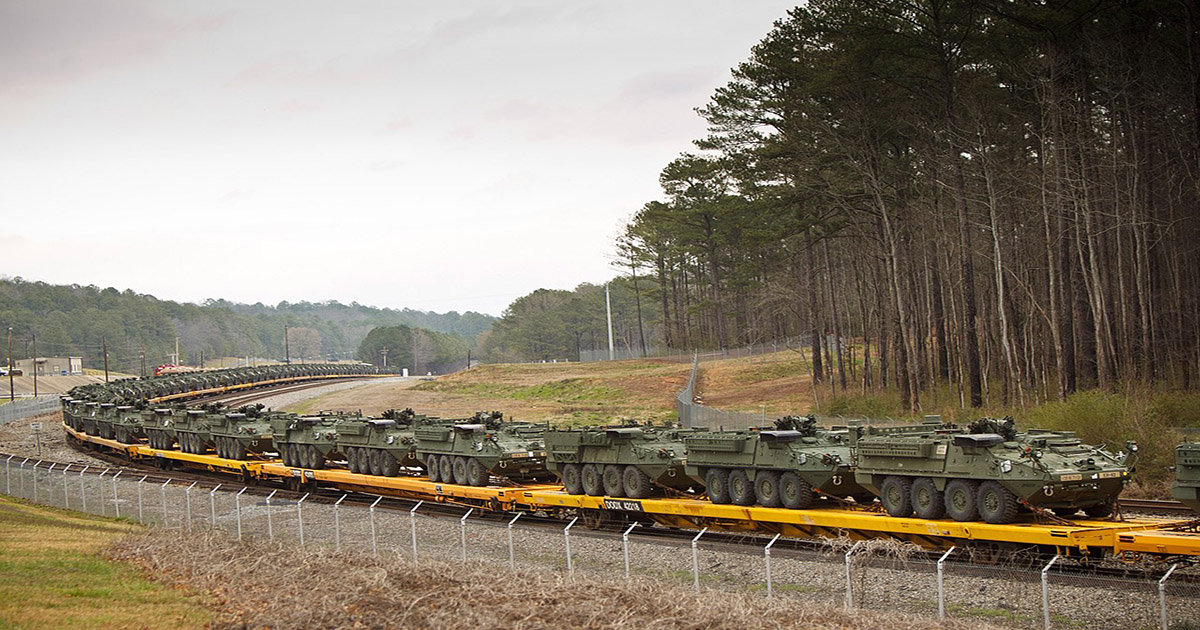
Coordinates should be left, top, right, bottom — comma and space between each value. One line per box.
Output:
57, 364, 1200, 559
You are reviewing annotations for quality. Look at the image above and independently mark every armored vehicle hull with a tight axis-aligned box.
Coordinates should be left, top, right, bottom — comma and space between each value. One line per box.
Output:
92, 403, 119, 439
207, 407, 276, 460
336, 409, 434, 477
416, 412, 548, 486
545, 424, 700, 499
142, 408, 183, 450
113, 405, 147, 444
173, 409, 214, 454
272, 415, 341, 469
1172, 442, 1200, 513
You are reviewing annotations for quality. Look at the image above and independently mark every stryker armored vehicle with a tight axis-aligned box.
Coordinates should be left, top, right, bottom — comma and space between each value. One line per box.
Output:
684, 415, 869, 508
544, 421, 703, 498
1172, 441, 1200, 513
62, 398, 86, 431
852, 417, 1135, 524
143, 407, 184, 450
112, 405, 148, 444
416, 411, 549, 486
173, 408, 215, 454
336, 408, 434, 477
272, 413, 342, 469
207, 404, 277, 460
80, 402, 102, 436
92, 403, 120, 439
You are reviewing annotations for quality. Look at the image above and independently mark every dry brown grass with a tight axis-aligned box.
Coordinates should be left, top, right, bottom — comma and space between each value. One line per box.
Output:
108, 528, 998, 630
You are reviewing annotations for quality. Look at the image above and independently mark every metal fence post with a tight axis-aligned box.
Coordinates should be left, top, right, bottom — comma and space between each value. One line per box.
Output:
19, 458, 28, 497
563, 517, 580, 575
79, 467, 88, 512
47, 463, 58, 506
111, 470, 121, 517
185, 482, 196, 530
209, 484, 221, 528
61, 465, 70, 509
937, 546, 956, 620
764, 533, 781, 598
459, 508, 473, 563
96, 469, 106, 515
159, 479, 170, 526
31, 461, 39, 503
407, 500, 423, 560
295, 493, 309, 545
622, 522, 640, 580
265, 489, 277, 540
137, 476, 146, 522
1041, 555, 1059, 630
333, 494, 346, 551
507, 512, 523, 571
1158, 563, 1178, 630
844, 541, 864, 610
367, 496, 383, 556
691, 527, 708, 592
5, 454, 12, 495
236, 487, 247, 540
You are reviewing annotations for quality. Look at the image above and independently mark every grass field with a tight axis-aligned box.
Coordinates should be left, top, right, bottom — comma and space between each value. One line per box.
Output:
0, 495, 209, 630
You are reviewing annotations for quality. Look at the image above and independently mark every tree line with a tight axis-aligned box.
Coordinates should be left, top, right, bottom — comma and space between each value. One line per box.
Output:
608, 1, 1198, 410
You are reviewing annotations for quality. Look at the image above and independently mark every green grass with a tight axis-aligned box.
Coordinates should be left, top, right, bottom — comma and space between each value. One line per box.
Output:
0, 495, 209, 630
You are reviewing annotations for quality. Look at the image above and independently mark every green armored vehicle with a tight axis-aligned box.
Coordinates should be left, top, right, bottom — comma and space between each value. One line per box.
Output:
142, 407, 184, 450
853, 417, 1135, 524
336, 408, 432, 477
173, 409, 214, 454
92, 403, 120, 439
1172, 441, 1200, 513
62, 398, 87, 432
207, 404, 277, 460
685, 416, 869, 508
417, 411, 549, 486
112, 405, 148, 444
272, 413, 342, 469
545, 421, 701, 498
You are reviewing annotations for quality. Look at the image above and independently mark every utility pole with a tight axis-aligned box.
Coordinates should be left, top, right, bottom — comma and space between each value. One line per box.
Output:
7, 327, 13, 402
31, 332, 37, 397
102, 338, 110, 383
284, 326, 291, 364
466, 350, 471, 370
381, 347, 389, 368
139, 350, 146, 378
605, 283, 615, 361
175, 336, 180, 366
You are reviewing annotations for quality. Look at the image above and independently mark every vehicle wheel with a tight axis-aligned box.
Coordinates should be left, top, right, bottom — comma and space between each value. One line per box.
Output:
561, 464, 583, 495
182, 433, 192, 453
880, 476, 914, 517
439, 456, 454, 484
728, 470, 755, 506
467, 458, 488, 486
706, 468, 731, 504
232, 441, 247, 461
944, 479, 980, 522
297, 443, 311, 468
346, 447, 359, 473
755, 471, 782, 507
602, 465, 626, 497
425, 455, 440, 481
214, 436, 225, 458
779, 472, 815, 509
581, 464, 604, 496
452, 457, 469, 485
357, 448, 371, 474
623, 465, 653, 499
287, 444, 300, 467
1083, 501, 1114, 518
978, 481, 1019, 524
368, 449, 383, 476
381, 453, 400, 477
911, 478, 946, 520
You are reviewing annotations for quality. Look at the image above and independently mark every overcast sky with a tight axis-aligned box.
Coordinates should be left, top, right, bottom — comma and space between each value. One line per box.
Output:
0, 1, 795, 316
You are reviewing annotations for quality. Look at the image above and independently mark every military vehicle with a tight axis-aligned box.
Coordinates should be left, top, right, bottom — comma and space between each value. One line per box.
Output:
415, 411, 549, 486
112, 405, 148, 444
853, 417, 1135, 524
62, 398, 86, 431
173, 408, 215, 454
544, 421, 702, 498
272, 413, 342, 469
92, 403, 120, 439
142, 407, 186, 450
1172, 441, 1200, 513
336, 408, 433, 477
684, 415, 869, 508
207, 404, 277, 460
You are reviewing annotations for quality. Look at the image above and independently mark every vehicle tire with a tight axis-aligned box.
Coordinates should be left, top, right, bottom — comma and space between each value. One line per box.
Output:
944, 479, 980, 522
425, 454, 439, 481
452, 457, 469, 485
706, 468, 731, 504
368, 449, 383, 476
755, 471, 782, 508
911, 478, 946, 520
623, 465, 653, 499
233, 441, 247, 460
439, 456, 454, 484
288, 444, 301, 468
314, 445, 329, 470
1083, 501, 1114, 518
880, 476, 914, 517
183, 433, 193, 454
215, 437, 226, 458
978, 481, 1019, 524
297, 443, 311, 468
779, 472, 815, 509
561, 464, 583, 495
582, 464, 603, 496
728, 470, 754, 506
346, 447, 359, 473
602, 465, 626, 497
467, 458, 488, 486
381, 453, 400, 477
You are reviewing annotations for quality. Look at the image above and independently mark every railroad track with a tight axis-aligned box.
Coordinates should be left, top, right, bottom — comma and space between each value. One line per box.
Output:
187, 378, 362, 408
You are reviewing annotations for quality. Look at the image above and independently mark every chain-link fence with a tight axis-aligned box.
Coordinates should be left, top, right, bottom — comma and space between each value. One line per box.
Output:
4, 455, 1198, 629
0, 395, 61, 426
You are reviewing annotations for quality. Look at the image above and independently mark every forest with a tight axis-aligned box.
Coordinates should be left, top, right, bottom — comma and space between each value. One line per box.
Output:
490, 0, 1199, 412
0, 278, 491, 375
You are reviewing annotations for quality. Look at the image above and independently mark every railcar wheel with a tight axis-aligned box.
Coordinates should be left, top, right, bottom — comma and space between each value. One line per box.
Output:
581, 464, 604, 496
978, 481, 1018, 524
425, 455, 440, 482
602, 465, 626, 497
467, 458, 488, 486
561, 464, 583, 495
623, 465, 653, 499
706, 468, 731, 504
944, 479, 980, 522
439, 456, 455, 484
452, 457, 468, 485
779, 472, 814, 509
1083, 501, 1114, 518
911, 478, 946, 519
728, 470, 754, 506
880, 476, 914, 517
755, 471, 782, 508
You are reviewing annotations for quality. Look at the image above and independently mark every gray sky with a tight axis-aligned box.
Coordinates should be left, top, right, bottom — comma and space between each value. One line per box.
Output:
0, 1, 795, 315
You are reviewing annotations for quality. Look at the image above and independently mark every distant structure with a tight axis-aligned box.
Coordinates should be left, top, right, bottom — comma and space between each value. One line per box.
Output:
15, 356, 83, 376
